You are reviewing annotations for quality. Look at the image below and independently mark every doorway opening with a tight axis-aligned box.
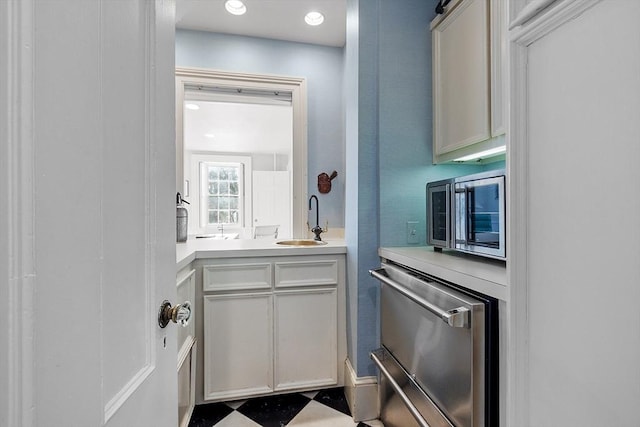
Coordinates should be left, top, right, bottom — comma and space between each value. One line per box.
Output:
176, 68, 308, 239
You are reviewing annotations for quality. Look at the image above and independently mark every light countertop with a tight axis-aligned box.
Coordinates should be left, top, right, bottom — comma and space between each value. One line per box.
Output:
378, 246, 508, 301
177, 238, 347, 271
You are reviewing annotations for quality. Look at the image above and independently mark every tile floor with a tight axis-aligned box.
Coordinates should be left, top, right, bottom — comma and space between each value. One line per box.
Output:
188, 388, 383, 427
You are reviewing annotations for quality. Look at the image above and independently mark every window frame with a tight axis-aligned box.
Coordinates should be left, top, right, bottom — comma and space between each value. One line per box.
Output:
199, 161, 245, 229
188, 153, 252, 235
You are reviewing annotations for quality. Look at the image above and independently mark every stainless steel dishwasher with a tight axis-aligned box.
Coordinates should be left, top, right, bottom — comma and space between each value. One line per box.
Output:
370, 261, 498, 427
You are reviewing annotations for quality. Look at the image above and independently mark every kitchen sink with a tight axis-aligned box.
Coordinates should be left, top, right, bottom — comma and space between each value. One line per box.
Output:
275, 239, 328, 246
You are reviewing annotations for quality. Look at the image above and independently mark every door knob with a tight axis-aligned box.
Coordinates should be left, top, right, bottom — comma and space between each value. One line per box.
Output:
158, 300, 192, 328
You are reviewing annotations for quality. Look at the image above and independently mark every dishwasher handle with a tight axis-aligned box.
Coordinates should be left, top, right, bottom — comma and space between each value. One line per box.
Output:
370, 268, 470, 328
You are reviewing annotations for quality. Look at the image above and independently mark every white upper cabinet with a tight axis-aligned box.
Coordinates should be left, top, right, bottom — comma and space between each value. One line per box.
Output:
490, 0, 506, 136
432, 0, 490, 157
431, 0, 506, 163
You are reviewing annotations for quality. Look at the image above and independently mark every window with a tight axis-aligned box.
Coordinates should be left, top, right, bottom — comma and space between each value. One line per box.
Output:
200, 161, 244, 228
200, 162, 243, 226
187, 153, 252, 236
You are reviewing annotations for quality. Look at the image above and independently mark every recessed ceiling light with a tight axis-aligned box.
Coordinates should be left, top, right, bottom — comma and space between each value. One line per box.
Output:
225, 0, 247, 16
305, 11, 324, 26
204, 133, 215, 138
185, 103, 200, 110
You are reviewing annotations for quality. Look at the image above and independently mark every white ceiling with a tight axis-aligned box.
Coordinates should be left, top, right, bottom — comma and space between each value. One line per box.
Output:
175, 0, 347, 47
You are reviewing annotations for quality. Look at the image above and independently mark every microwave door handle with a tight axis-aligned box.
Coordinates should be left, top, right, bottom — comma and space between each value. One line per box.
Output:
465, 186, 472, 244
455, 186, 468, 245
446, 183, 451, 246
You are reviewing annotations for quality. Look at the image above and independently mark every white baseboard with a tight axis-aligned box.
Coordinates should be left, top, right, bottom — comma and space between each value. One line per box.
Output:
344, 358, 378, 422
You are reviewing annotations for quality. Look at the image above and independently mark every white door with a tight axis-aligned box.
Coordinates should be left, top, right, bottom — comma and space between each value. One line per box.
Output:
1, 1, 178, 426
253, 171, 292, 239
509, 0, 640, 425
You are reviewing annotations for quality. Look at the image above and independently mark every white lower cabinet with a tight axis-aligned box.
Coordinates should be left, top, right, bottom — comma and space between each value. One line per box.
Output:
203, 293, 273, 401
274, 288, 337, 390
177, 267, 196, 427
178, 341, 197, 427
200, 254, 345, 402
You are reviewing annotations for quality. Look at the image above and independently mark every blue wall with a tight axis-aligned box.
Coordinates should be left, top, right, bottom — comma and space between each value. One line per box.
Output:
176, 30, 346, 229
344, 0, 382, 378
377, 1, 495, 248
346, 0, 504, 377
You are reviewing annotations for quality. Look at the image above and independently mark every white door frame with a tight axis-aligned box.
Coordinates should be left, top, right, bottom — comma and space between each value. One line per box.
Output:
1, 1, 36, 425
175, 67, 308, 239
507, 1, 603, 425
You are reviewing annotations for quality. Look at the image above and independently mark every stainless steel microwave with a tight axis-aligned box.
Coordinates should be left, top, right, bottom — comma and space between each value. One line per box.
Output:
427, 170, 506, 260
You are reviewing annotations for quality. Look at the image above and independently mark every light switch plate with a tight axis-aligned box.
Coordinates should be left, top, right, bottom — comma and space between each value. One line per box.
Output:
407, 221, 419, 244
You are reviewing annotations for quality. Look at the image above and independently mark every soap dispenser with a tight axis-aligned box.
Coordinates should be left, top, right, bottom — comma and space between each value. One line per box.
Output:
176, 192, 189, 243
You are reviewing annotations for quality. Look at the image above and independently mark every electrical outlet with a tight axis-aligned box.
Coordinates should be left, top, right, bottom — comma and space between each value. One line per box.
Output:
407, 221, 419, 244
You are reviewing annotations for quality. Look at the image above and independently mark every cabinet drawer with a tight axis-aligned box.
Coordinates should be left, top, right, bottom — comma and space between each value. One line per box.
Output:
203, 263, 272, 292
275, 260, 338, 288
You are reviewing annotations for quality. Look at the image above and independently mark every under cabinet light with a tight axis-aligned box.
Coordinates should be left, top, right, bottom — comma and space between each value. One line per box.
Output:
185, 103, 200, 110
453, 146, 506, 162
225, 0, 247, 16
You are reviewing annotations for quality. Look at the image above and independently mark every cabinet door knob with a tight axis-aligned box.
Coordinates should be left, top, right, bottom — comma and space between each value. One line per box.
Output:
158, 300, 192, 328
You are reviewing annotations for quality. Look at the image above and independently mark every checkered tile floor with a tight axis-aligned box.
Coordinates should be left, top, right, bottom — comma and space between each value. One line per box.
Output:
188, 388, 383, 427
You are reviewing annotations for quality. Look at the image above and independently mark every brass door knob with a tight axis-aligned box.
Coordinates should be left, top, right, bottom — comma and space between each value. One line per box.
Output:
158, 300, 192, 328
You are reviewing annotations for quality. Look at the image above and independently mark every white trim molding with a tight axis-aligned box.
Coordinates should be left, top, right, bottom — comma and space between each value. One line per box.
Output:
1, 1, 36, 427
509, 0, 600, 44
344, 358, 378, 423
507, 1, 603, 425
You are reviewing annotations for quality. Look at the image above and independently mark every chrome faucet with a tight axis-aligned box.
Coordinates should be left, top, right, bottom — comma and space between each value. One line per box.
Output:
308, 195, 323, 241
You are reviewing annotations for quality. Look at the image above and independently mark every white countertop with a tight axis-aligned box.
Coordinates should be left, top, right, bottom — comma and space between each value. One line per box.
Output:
176, 238, 347, 270
378, 246, 508, 301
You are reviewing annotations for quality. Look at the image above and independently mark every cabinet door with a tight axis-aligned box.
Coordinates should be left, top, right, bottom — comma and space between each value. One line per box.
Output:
274, 288, 338, 391
490, 0, 506, 136
203, 294, 273, 401
176, 269, 196, 360
178, 342, 197, 427
433, 0, 490, 157
176, 268, 196, 427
